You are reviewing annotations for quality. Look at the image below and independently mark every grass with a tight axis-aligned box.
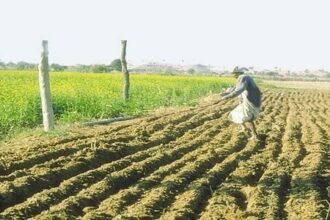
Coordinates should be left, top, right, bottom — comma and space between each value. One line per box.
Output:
0, 70, 234, 139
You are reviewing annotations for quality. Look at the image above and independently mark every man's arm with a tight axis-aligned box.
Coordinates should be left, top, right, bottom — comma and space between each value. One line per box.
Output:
222, 77, 247, 99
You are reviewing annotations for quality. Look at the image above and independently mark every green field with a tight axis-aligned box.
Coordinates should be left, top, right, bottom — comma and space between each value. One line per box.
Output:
0, 70, 234, 138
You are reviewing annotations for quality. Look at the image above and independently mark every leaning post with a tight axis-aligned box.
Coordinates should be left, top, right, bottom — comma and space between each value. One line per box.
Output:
121, 40, 130, 100
38, 40, 55, 131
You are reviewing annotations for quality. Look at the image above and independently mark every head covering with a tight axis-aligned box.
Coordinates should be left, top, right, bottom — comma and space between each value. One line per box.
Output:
232, 66, 248, 75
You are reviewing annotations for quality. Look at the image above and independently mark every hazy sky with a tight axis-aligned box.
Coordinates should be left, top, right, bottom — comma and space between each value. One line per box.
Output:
0, 0, 329, 70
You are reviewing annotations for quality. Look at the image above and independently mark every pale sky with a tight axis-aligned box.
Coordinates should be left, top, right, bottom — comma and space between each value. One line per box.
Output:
0, 0, 329, 70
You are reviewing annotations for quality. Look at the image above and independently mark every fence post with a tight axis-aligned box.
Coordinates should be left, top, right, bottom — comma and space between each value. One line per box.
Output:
38, 40, 55, 131
121, 40, 130, 100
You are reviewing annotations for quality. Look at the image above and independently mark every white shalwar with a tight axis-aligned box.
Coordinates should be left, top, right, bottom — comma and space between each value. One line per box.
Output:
228, 90, 260, 124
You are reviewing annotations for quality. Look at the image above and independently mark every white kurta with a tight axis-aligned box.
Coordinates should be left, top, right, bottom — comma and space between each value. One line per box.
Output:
228, 90, 260, 124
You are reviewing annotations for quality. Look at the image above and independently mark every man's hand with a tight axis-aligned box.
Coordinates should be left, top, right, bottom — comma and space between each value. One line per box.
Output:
220, 87, 234, 98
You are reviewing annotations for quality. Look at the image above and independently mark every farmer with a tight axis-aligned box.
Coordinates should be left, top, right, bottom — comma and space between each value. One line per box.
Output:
221, 66, 261, 140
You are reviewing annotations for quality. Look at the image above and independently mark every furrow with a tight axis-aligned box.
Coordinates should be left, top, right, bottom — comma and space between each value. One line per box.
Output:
0, 109, 199, 175
0, 102, 229, 185
0, 108, 228, 218
113, 128, 247, 219
241, 96, 301, 219
1, 106, 229, 219
0, 109, 200, 181
284, 101, 329, 220
160, 92, 286, 219
80, 91, 279, 219
197, 92, 289, 220
83, 123, 236, 219
31, 119, 224, 219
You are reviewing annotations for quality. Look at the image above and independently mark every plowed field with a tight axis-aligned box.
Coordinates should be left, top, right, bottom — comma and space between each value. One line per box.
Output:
0, 89, 329, 220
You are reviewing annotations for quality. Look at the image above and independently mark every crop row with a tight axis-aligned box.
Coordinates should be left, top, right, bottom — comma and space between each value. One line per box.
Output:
0, 103, 233, 219
198, 92, 288, 219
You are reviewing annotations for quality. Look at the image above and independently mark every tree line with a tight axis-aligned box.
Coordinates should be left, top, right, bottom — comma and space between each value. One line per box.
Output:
0, 59, 122, 73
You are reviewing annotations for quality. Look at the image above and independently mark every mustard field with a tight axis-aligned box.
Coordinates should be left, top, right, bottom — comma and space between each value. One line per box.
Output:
0, 70, 234, 137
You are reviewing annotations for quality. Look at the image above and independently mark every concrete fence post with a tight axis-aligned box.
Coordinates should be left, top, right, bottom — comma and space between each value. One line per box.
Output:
121, 40, 130, 100
38, 40, 55, 131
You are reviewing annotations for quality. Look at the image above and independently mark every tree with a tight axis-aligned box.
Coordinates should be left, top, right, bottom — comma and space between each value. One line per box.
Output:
111, 59, 122, 71
74, 64, 90, 72
6, 62, 15, 69
91, 64, 110, 73
187, 68, 195, 74
50, 63, 66, 71
264, 71, 279, 76
17, 61, 28, 70
17, 61, 33, 70
0, 61, 5, 69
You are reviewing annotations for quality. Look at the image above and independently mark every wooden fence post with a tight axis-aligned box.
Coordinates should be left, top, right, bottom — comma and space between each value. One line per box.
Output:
121, 40, 130, 100
38, 40, 55, 131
